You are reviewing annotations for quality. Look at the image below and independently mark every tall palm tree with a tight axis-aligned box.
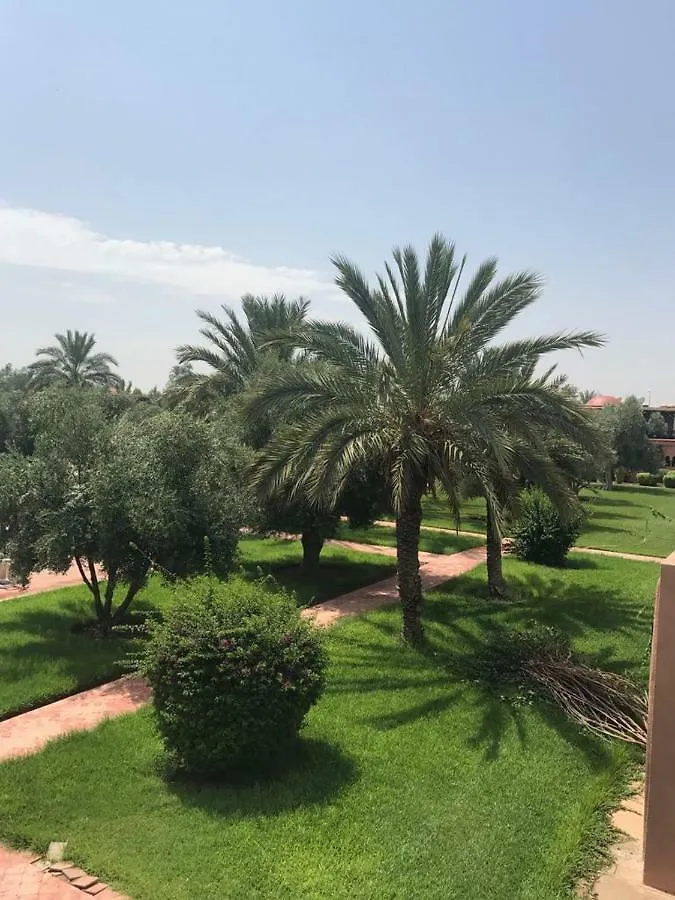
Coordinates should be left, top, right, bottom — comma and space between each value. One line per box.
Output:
174, 294, 309, 408
28, 330, 122, 389
245, 235, 603, 643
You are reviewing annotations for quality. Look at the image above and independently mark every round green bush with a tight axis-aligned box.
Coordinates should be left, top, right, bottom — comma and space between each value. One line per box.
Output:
636, 472, 659, 487
511, 488, 584, 567
664, 472, 675, 489
140, 578, 328, 776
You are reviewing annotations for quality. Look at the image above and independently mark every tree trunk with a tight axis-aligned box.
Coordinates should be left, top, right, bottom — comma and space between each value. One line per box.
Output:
111, 576, 145, 625
396, 486, 424, 645
301, 529, 324, 574
103, 568, 117, 619
75, 556, 105, 622
486, 504, 507, 601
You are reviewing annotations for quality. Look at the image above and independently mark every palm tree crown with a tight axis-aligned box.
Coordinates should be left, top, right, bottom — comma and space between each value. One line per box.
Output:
28, 330, 122, 389
246, 234, 603, 642
174, 294, 309, 407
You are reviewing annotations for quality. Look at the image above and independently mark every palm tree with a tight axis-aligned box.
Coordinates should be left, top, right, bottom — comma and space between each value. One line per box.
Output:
479, 427, 590, 599
245, 235, 603, 643
29, 330, 122, 389
174, 294, 309, 408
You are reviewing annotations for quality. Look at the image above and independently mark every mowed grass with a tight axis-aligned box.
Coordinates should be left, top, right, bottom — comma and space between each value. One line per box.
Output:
411, 485, 675, 557
0, 555, 657, 900
578, 485, 675, 557
336, 521, 485, 553
0, 537, 395, 720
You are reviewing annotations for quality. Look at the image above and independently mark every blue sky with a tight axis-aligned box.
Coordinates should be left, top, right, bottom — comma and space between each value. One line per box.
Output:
1, 0, 674, 399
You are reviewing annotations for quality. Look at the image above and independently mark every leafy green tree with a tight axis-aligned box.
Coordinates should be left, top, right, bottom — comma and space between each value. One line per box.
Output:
598, 397, 660, 478
0, 388, 249, 627
255, 494, 340, 573
28, 330, 122, 389
173, 294, 309, 409
246, 235, 602, 642
646, 411, 668, 439
0, 365, 33, 454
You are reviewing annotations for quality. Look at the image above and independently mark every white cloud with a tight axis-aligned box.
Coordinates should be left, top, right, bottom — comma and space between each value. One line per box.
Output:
0, 204, 335, 300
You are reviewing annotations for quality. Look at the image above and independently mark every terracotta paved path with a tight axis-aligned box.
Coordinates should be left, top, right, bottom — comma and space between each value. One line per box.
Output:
0, 846, 82, 899
0, 678, 151, 763
0, 542, 485, 900
0, 564, 105, 603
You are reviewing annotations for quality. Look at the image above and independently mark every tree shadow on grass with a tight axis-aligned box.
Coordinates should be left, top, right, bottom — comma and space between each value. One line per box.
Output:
0, 591, 161, 719
326, 565, 649, 766
163, 737, 359, 818
427, 564, 649, 644
239, 554, 396, 607
581, 493, 639, 508
581, 520, 636, 536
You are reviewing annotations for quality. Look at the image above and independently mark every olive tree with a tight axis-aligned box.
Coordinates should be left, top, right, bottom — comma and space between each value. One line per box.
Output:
0, 387, 250, 627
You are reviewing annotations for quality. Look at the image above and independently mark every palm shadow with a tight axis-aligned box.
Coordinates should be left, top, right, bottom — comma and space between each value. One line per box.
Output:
337, 559, 652, 765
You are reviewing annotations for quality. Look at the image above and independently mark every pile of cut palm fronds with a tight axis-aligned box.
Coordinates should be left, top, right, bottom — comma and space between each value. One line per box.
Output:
474, 624, 649, 749
525, 657, 648, 748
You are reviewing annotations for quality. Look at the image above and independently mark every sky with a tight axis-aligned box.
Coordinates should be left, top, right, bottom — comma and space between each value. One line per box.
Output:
1, 0, 674, 400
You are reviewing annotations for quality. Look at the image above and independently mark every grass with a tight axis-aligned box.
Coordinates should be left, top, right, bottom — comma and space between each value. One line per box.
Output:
238, 535, 396, 606
578, 485, 675, 557
0, 536, 396, 721
336, 521, 485, 553
0, 554, 657, 899
407, 484, 675, 557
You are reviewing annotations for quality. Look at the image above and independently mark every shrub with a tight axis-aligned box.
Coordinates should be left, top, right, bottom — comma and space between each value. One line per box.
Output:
664, 472, 675, 489
511, 488, 584, 567
140, 578, 328, 776
636, 472, 659, 486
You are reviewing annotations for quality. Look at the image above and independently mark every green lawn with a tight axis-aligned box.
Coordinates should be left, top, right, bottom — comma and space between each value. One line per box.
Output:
410, 485, 675, 557
0, 555, 657, 899
0, 537, 396, 721
337, 521, 485, 553
578, 485, 675, 557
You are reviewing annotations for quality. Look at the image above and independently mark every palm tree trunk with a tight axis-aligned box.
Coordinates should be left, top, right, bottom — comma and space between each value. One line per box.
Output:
396, 486, 424, 644
486, 503, 507, 601
301, 529, 324, 574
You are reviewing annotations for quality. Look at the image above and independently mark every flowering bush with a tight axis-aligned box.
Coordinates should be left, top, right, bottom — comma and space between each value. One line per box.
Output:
140, 578, 327, 776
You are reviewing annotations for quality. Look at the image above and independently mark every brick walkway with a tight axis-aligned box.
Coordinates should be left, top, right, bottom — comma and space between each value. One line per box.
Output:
0, 542, 485, 900
0, 845, 126, 899
0, 678, 151, 763
306, 542, 485, 626
0, 846, 82, 899
0, 564, 105, 604
569, 546, 664, 564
